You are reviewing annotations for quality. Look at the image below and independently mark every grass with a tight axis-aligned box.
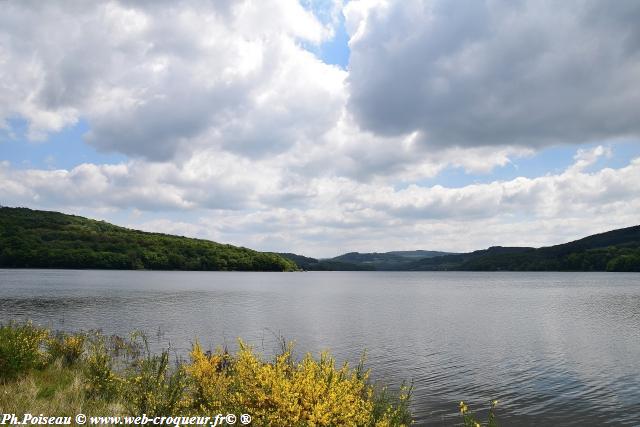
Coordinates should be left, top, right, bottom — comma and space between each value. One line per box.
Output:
0, 322, 413, 426
0, 359, 122, 417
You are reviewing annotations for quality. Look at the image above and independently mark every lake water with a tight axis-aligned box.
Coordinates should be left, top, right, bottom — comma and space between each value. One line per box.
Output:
1, 269, 639, 426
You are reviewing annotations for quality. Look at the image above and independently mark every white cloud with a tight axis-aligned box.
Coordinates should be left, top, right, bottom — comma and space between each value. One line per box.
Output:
0, 0, 343, 160
358, 152, 640, 222
2, 151, 639, 256
568, 145, 612, 174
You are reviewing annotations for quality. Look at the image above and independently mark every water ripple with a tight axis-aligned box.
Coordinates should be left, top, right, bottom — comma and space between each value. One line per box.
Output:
1, 270, 639, 425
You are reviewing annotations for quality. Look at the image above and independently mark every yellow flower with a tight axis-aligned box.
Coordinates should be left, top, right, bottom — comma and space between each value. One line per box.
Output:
184, 340, 399, 425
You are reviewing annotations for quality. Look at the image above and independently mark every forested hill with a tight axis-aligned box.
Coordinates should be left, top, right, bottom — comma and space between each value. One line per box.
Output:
330, 250, 452, 270
282, 226, 640, 272
278, 250, 454, 271
405, 226, 640, 272
277, 253, 375, 271
0, 207, 297, 271
3, 207, 638, 272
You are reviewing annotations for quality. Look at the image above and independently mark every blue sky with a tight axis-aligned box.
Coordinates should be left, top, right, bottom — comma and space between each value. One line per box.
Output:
1, 0, 639, 256
0, 118, 125, 170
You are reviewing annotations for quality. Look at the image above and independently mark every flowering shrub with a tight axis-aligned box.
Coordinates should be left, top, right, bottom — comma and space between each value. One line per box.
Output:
84, 334, 121, 401
0, 322, 49, 380
186, 341, 401, 426
47, 332, 85, 366
370, 382, 413, 427
0, 323, 413, 426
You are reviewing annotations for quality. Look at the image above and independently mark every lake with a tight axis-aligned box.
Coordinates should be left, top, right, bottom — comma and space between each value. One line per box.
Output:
1, 269, 639, 426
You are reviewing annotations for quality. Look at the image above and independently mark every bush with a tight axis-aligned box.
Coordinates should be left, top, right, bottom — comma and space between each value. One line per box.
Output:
84, 334, 121, 401
186, 340, 411, 426
121, 336, 188, 415
47, 332, 85, 366
371, 382, 413, 427
0, 322, 49, 381
0, 323, 413, 426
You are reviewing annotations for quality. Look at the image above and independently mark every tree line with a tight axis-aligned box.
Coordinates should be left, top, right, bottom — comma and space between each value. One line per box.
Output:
0, 207, 297, 272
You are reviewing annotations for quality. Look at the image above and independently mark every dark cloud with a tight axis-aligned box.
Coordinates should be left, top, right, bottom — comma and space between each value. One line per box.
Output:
346, 0, 640, 149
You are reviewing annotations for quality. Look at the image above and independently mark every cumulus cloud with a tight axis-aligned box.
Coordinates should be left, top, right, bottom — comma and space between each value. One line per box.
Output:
282, 111, 532, 183
0, 158, 257, 212
357, 147, 640, 221
0, 0, 343, 160
345, 0, 640, 148
2, 149, 639, 256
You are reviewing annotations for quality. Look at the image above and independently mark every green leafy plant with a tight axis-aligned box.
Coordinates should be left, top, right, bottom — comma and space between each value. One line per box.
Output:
121, 335, 188, 415
84, 333, 120, 401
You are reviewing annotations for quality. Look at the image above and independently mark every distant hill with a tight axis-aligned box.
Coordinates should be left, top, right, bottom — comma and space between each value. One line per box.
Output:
386, 250, 452, 259
329, 250, 454, 270
404, 246, 535, 270
277, 253, 320, 270
278, 253, 374, 271
285, 227, 640, 272
406, 227, 640, 272
281, 250, 454, 271
0, 207, 297, 271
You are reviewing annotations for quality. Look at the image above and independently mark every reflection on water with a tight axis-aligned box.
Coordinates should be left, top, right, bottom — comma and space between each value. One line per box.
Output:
1, 269, 639, 426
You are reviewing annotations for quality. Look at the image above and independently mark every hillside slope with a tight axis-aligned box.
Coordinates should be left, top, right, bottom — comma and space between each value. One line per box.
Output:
0, 207, 297, 271
330, 250, 453, 270
407, 226, 640, 272
278, 253, 374, 271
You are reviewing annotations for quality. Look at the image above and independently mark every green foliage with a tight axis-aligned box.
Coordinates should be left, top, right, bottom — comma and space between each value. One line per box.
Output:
0, 322, 49, 381
84, 334, 121, 401
606, 253, 640, 272
120, 335, 188, 415
47, 332, 86, 366
371, 382, 413, 426
0, 207, 297, 271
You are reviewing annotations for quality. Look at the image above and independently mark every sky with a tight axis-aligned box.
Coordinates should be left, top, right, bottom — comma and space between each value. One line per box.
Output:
1, 0, 640, 258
